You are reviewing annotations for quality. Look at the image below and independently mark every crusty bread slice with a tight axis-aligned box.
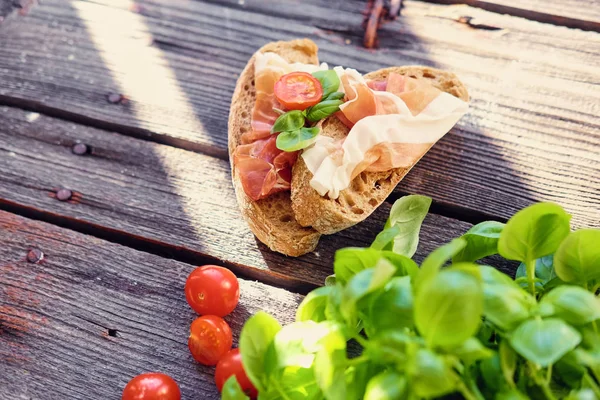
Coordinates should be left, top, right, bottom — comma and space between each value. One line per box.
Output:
229, 39, 321, 256
291, 66, 469, 235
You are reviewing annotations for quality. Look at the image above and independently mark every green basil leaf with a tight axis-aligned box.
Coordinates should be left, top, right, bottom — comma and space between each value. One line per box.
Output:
498, 202, 571, 263
270, 110, 305, 134
381, 251, 420, 279
414, 264, 483, 348
495, 388, 530, 400
480, 266, 536, 331
296, 286, 333, 322
479, 353, 505, 392
324, 91, 345, 101
345, 362, 379, 400
453, 220, 505, 262
364, 371, 407, 400
555, 351, 586, 388
239, 312, 281, 392
221, 376, 250, 400
262, 366, 320, 399
516, 255, 555, 282
412, 349, 459, 398
314, 325, 347, 400
414, 237, 467, 293
341, 258, 397, 327
364, 276, 414, 336
499, 339, 518, 386
381, 194, 432, 257
565, 389, 598, 400
510, 318, 581, 367
334, 247, 382, 285
325, 274, 337, 286
276, 126, 320, 152
540, 285, 600, 325
312, 70, 341, 99
449, 337, 494, 365
305, 99, 344, 122
371, 225, 401, 251
554, 229, 600, 284
365, 330, 416, 365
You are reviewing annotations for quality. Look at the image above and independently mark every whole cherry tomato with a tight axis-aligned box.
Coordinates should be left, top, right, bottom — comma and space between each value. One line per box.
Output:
188, 315, 232, 366
121, 373, 180, 400
185, 265, 240, 317
274, 72, 323, 110
215, 349, 258, 398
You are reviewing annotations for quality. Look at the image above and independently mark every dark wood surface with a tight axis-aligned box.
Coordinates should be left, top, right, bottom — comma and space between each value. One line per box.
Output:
0, 0, 598, 399
0, 0, 598, 228
0, 210, 302, 399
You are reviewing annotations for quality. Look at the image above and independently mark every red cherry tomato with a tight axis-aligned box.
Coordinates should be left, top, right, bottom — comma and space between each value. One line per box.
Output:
215, 349, 258, 398
274, 72, 323, 110
188, 315, 232, 366
185, 265, 240, 317
121, 373, 181, 400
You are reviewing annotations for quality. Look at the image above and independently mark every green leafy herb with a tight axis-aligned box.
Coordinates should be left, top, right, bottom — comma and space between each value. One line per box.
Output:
554, 229, 600, 285
296, 286, 332, 322
364, 371, 407, 400
312, 70, 341, 99
509, 318, 581, 367
314, 325, 348, 400
539, 286, 600, 325
305, 99, 344, 122
379, 194, 432, 257
221, 376, 250, 400
324, 91, 345, 101
414, 237, 466, 293
499, 339, 517, 387
450, 337, 494, 365
364, 276, 414, 335
414, 264, 483, 348
453, 221, 505, 262
270, 110, 305, 134
515, 254, 555, 289
276, 126, 320, 152
412, 349, 458, 398
333, 247, 382, 285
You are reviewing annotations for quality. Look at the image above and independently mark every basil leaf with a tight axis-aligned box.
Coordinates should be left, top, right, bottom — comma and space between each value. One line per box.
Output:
515, 254, 555, 288
314, 326, 347, 400
453, 220, 505, 262
324, 91, 345, 101
499, 339, 517, 386
381, 251, 420, 279
239, 311, 281, 391
495, 388, 529, 400
271, 110, 305, 134
412, 349, 459, 398
382, 194, 432, 257
554, 229, 600, 285
414, 237, 467, 293
479, 353, 505, 392
414, 264, 483, 348
325, 274, 337, 286
364, 371, 407, 400
370, 225, 401, 251
480, 266, 536, 331
262, 365, 320, 399
449, 337, 494, 365
305, 99, 344, 122
221, 376, 250, 400
498, 202, 571, 263
296, 286, 332, 322
341, 258, 397, 327
366, 330, 417, 364
312, 70, 340, 99
539, 285, 600, 325
276, 126, 320, 152
364, 276, 414, 335
554, 351, 586, 388
510, 318, 581, 367
345, 362, 375, 400
334, 247, 382, 285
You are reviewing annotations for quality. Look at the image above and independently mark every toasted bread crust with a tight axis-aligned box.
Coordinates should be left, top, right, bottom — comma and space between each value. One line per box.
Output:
228, 39, 321, 256
291, 66, 469, 234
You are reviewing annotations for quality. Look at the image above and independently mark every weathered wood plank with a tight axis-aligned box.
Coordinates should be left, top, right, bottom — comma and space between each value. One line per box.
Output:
0, 209, 303, 399
423, 0, 600, 32
0, 0, 598, 227
1, 106, 515, 290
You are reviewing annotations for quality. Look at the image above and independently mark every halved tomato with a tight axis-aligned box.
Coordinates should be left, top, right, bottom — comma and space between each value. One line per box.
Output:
274, 72, 323, 111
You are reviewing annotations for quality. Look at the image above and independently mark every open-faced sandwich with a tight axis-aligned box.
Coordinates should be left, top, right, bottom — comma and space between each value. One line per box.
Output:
229, 39, 469, 256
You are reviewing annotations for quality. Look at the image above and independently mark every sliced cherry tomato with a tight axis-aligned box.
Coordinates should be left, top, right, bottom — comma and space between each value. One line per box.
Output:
185, 265, 240, 317
188, 315, 232, 366
274, 72, 323, 111
215, 349, 258, 398
121, 373, 181, 400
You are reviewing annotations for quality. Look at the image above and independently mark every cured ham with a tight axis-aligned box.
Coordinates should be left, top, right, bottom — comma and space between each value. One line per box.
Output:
234, 52, 326, 200
302, 71, 469, 199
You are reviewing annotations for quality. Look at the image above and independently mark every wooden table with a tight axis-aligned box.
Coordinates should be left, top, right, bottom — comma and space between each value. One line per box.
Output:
0, 0, 598, 398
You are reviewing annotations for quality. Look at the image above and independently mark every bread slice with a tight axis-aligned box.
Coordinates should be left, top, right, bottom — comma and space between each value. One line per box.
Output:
291, 66, 469, 235
228, 39, 321, 256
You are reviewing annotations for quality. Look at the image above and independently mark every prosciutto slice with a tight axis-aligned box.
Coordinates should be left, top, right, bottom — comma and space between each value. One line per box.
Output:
302, 71, 468, 199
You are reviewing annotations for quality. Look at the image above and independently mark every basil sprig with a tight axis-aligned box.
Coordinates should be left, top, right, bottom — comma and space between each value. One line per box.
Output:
231, 199, 600, 400
312, 70, 340, 100
276, 127, 320, 152
271, 110, 305, 134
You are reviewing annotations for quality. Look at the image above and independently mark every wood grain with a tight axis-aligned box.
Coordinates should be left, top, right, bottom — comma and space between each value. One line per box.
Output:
423, 0, 600, 32
0, 106, 519, 290
0, 0, 598, 227
0, 210, 302, 399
